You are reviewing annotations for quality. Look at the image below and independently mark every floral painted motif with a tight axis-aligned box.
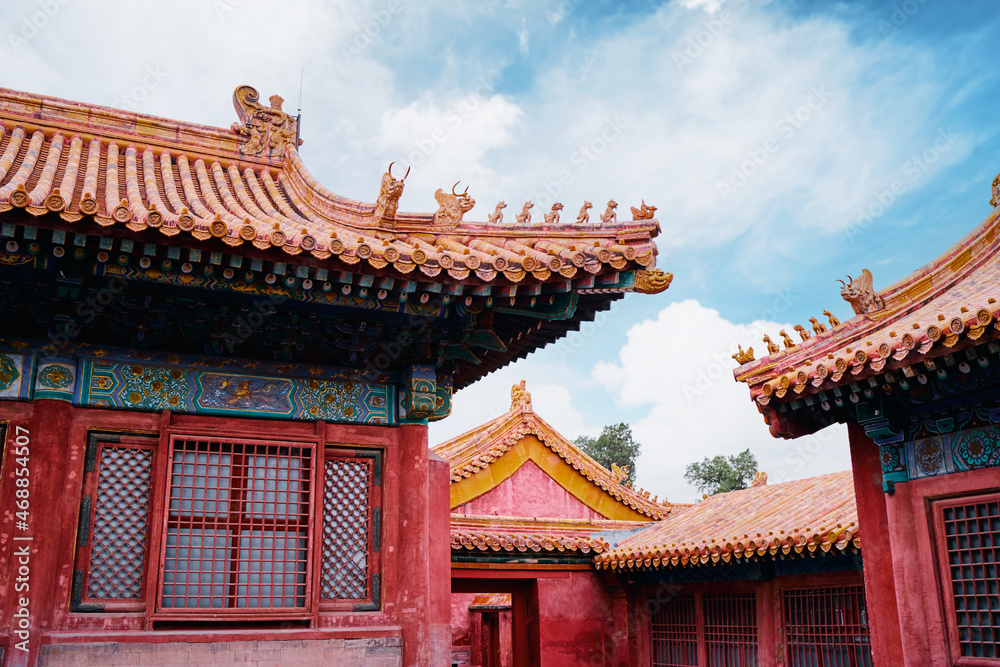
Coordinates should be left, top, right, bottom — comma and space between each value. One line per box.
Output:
0, 354, 19, 391
953, 426, 1000, 468
879, 444, 902, 473
37, 364, 74, 389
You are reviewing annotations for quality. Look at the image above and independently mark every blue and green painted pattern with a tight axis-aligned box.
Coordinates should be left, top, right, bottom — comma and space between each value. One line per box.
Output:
80, 360, 393, 423
0, 347, 394, 425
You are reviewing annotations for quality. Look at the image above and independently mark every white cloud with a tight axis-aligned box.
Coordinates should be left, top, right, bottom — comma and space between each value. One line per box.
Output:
593, 300, 850, 503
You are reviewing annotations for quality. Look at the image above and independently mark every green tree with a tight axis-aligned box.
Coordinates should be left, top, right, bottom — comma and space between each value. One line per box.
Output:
574, 423, 641, 486
683, 449, 758, 496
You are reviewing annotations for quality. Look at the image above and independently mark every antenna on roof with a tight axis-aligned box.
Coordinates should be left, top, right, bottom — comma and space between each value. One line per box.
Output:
295, 67, 304, 151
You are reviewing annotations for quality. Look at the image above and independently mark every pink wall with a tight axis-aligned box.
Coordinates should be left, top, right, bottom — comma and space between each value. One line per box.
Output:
453, 460, 604, 519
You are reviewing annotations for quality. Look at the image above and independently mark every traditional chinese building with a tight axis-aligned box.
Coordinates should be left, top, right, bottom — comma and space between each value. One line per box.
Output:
596, 470, 869, 666
434, 383, 676, 666
734, 178, 1000, 666
436, 385, 870, 667
0, 85, 670, 667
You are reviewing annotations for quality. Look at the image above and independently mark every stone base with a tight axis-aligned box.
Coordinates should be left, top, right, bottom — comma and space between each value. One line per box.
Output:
39, 638, 403, 667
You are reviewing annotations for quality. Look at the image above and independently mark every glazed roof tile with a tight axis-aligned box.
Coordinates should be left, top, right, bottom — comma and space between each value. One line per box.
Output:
734, 204, 1000, 436
451, 514, 647, 555
469, 593, 512, 609
0, 86, 664, 288
433, 386, 674, 520
594, 471, 859, 571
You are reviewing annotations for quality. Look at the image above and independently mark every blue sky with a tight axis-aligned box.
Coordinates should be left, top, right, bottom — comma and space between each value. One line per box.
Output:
3, 0, 998, 501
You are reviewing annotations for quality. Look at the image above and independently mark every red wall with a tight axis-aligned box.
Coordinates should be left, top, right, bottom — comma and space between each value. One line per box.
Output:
0, 401, 450, 666
453, 460, 603, 519
850, 424, 1000, 667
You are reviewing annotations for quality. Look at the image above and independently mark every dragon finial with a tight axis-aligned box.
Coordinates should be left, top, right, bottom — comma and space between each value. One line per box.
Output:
839, 269, 885, 315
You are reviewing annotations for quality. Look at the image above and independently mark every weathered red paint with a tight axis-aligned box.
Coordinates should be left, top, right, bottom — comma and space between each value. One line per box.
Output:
847, 422, 906, 666
631, 571, 868, 667
454, 460, 604, 519
0, 402, 450, 666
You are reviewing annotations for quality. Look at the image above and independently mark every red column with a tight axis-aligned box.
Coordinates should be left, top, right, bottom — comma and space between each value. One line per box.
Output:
2, 401, 74, 667
428, 451, 453, 664
847, 423, 905, 665
393, 423, 433, 665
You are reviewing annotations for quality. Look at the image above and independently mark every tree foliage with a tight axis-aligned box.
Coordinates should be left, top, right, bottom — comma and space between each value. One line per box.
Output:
683, 449, 758, 496
574, 423, 641, 485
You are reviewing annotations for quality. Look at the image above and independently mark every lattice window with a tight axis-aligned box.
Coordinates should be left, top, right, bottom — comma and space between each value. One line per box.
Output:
73, 434, 156, 611
88, 447, 153, 599
705, 592, 758, 666
159, 438, 313, 613
652, 594, 698, 667
321, 456, 373, 600
784, 586, 873, 667
939, 496, 1000, 660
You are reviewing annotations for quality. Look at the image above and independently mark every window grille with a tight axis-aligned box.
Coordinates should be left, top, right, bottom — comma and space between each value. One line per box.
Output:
321, 456, 373, 600
940, 497, 1000, 659
784, 585, 873, 667
73, 434, 156, 610
88, 446, 153, 599
159, 439, 313, 612
652, 594, 698, 667
705, 592, 758, 666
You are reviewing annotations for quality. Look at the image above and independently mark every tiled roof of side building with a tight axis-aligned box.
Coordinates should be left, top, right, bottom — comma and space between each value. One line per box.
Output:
733, 190, 1000, 437
451, 515, 649, 555
433, 382, 678, 521
594, 470, 859, 571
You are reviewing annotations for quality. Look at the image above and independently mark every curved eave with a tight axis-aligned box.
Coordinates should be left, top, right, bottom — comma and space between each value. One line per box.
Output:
0, 86, 662, 291
734, 205, 1000, 434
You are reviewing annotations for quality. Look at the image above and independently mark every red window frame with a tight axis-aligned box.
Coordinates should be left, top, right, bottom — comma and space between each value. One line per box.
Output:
150, 434, 318, 620
651, 593, 698, 667
932, 492, 1000, 666
317, 447, 382, 612
71, 424, 385, 624
782, 585, 873, 667
704, 592, 758, 666
72, 432, 159, 613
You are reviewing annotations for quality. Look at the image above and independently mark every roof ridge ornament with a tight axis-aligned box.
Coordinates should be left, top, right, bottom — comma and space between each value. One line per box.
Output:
630, 200, 656, 220
510, 380, 532, 413
373, 162, 409, 229
433, 181, 475, 228
839, 269, 885, 315
991, 172, 1000, 208
231, 85, 301, 159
